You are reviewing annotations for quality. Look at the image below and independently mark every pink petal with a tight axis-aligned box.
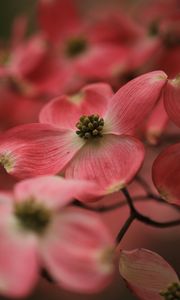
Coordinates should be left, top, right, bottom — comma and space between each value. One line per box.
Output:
119, 249, 179, 300
163, 76, 180, 127
10, 36, 47, 78
127, 37, 161, 71
75, 45, 129, 80
105, 71, 167, 135
89, 11, 142, 44
14, 176, 99, 209
0, 123, 84, 178
145, 95, 169, 145
38, 0, 80, 43
40, 207, 114, 293
39, 83, 113, 129
81, 83, 113, 114
0, 211, 38, 298
39, 95, 80, 129
65, 134, 145, 195
0, 192, 13, 213
152, 143, 180, 205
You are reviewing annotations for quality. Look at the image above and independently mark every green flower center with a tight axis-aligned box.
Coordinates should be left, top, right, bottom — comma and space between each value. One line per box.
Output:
65, 37, 87, 57
14, 198, 52, 234
148, 21, 180, 48
76, 114, 104, 139
149, 21, 159, 36
160, 282, 180, 300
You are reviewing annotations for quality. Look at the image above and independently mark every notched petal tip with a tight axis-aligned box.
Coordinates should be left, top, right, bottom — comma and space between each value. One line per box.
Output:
96, 247, 115, 275
106, 181, 126, 194
68, 91, 84, 105
169, 73, 180, 87
152, 71, 168, 82
0, 153, 15, 173
156, 186, 173, 203
146, 129, 162, 145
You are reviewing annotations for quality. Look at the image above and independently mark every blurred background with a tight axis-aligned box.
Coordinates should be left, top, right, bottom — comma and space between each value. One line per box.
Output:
0, 0, 179, 299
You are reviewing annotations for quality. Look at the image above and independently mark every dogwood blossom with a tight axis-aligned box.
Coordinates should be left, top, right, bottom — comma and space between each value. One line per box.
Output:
0, 176, 114, 297
119, 248, 180, 300
0, 71, 167, 195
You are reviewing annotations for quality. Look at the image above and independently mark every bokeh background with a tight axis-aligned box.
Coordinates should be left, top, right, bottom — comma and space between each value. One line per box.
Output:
0, 1, 179, 299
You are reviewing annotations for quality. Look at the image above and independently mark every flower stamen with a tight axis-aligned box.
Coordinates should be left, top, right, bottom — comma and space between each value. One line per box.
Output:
76, 114, 104, 139
160, 282, 180, 300
14, 198, 52, 234
65, 37, 87, 57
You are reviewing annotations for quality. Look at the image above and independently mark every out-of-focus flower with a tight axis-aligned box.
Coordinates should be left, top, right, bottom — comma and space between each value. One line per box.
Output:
135, 0, 180, 78
152, 143, 180, 206
37, 0, 132, 84
88, 10, 143, 45
0, 34, 66, 97
119, 248, 180, 300
0, 176, 114, 298
0, 86, 43, 132
0, 18, 67, 131
0, 72, 167, 195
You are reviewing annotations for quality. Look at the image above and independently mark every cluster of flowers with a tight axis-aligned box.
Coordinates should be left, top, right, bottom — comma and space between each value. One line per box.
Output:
0, 0, 179, 299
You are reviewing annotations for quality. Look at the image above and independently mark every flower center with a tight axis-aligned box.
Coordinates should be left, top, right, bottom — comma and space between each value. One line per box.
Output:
160, 282, 180, 300
148, 21, 180, 48
76, 114, 104, 139
149, 21, 159, 36
14, 198, 52, 234
65, 37, 87, 57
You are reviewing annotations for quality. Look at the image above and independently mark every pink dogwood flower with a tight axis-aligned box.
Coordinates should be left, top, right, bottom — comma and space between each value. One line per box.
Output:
136, 0, 180, 78
0, 176, 114, 298
152, 143, 180, 206
0, 71, 167, 195
0, 34, 67, 97
38, 0, 130, 83
119, 248, 180, 300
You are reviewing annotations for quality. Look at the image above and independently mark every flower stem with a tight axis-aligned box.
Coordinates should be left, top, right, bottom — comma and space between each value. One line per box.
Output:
122, 188, 180, 228
115, 213, 135, 244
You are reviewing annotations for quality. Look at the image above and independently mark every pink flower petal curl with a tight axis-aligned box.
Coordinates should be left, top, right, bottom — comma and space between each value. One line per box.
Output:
152, 143, 180, 205
119, 248, 179, 300
40, 207, 114, 293
105, 71, 167, 135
